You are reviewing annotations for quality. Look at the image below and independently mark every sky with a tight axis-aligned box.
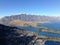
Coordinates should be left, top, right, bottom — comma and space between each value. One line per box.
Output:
0, 0, 60, 18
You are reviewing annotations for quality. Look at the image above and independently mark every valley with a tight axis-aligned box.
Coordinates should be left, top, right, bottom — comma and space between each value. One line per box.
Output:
0, 14, 60, 45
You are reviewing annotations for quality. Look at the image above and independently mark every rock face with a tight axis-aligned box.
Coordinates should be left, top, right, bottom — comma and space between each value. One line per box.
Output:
33, 39, 45, 45
0, 14, 60, 24
0, 24, 45, 45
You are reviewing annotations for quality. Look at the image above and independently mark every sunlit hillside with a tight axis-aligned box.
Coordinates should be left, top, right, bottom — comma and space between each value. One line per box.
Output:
9, 20, 37, 27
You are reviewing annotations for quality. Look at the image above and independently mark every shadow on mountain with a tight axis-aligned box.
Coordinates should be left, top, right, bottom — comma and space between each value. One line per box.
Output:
0, 24, 35, 45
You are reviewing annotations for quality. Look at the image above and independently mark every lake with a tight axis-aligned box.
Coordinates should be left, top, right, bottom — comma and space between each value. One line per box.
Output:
40, 22, 60, 45
19, 26, 60, 45
45, 40, 60, 45
18, 22, 60, 45
40, 22, 60, 30
18, 25, 60, 38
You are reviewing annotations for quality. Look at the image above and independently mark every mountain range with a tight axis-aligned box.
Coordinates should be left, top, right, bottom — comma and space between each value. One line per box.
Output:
0, 14, 60, 24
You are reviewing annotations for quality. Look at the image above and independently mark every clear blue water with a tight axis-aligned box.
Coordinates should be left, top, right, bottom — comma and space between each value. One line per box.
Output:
40, 22, 60, 45
40, 22, 60, 30
45, 41, 60, 45
19, 26, 60, 38
18, 22, 60, 45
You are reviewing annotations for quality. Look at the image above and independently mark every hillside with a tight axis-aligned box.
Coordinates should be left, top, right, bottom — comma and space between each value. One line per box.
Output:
0, 23, 60, 45
0, 24, 35, 45
0, 14, 60, 24
0, 24, 47, 45
9, 20, 37, 27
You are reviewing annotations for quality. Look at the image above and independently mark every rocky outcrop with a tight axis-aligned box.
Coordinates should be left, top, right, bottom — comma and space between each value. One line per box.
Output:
0, 24, 45, 45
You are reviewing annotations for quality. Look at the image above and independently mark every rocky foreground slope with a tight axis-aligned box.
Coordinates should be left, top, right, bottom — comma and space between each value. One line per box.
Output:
0, 24, 60, 45
0, 24, 46, 45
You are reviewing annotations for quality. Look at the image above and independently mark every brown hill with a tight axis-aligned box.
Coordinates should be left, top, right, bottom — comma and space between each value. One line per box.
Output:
9, 20, 37, 27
